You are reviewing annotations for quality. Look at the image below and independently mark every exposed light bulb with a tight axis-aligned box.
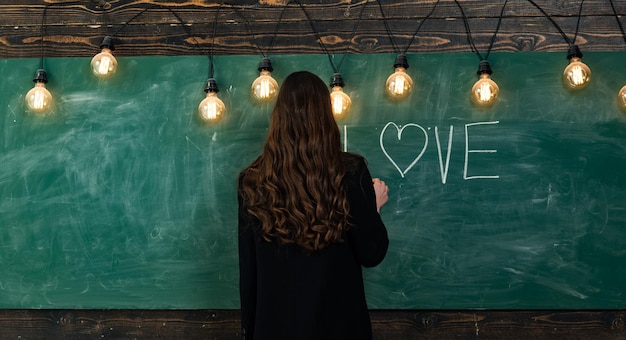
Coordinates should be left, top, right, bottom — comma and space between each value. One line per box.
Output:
471, 60, 499, 107
91, 36, 118, 78
385, 54, 413, 100
329, 73, 351, 117
618, 85, 626, 112
251, 57, 279, 101
25, 69, 53, 114
331, 87, 351, 117
563, 45, 591, 90
198, 78, 225, 122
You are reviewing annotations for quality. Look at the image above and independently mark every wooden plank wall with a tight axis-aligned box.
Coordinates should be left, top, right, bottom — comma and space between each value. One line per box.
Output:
0, 309, 624, 339
1, 0, 626, 338
1, 0, 625, 59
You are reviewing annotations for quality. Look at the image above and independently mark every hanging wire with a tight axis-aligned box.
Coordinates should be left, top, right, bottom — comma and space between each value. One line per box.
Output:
36, 1, 84, 69
101, 3, 208, 57
454, 0, 508, 61
208, 5, 222, 78
403, 0, 442, 55
375, 0, 400, 54
233, 3, 289, 58
110, 7, 151, 38
297, 0, 368, 73
526, 0, 585, 46
609, 0, 626, 44
167, 8, 206, 53
38, 4, 50, 70
376, 0, 442, 55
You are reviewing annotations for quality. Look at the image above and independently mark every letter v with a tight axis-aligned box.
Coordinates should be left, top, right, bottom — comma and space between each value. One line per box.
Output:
435, 125, 453, 184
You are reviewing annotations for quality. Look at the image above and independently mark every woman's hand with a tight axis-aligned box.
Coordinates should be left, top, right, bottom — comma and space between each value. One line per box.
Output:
372, 178, 389, 213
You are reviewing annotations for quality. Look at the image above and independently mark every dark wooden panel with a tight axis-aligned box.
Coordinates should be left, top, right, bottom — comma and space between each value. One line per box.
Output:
1, 0, 625, 58
0, 310, 624, 339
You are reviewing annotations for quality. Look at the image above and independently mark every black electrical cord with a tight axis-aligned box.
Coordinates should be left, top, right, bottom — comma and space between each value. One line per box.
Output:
208, 5, 222, 79
233, 3, 289, 59
403, 0, 442, 55
167, 8, 203, 50
297, 0, 367, 74
36, 2, 84, 72
454, 0, 509, 62
526, 0, 585, 46
609, 0, 626, 44
376, 0, 442, 56
110, 6, 150, 38
38, 4, 49, 70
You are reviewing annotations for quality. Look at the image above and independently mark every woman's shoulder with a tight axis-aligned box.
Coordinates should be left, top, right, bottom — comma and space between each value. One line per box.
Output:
340, 152, 367, 174
238, 156, 263, 182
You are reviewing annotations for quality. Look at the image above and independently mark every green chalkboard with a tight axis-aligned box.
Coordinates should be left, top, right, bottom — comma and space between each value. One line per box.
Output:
1, 52, 625, 309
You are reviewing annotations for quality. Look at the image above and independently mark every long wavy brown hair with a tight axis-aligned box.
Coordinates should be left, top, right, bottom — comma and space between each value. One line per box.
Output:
239, 71, 350, 252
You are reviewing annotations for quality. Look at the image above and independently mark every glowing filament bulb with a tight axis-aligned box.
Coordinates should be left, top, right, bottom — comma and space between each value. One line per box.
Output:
198, 78, 225, 122
251, 58, 279, 101
91, 36, 118, 78
563, 58, 591, 90
91, 48, 117, 77
329, 73, 351, 117
472, 74, 499, 106
563, 45, 591, 91
618, 85, 626, 112
25, 69, 53, 114
471, 60, 499, 107
385, 55, 413, 100
330, 87, 351, 116
386, 68, 414, 98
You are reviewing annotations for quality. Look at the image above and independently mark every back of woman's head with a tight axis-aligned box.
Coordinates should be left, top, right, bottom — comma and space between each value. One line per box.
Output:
269, 71, 339, 155
240, 71, 350, 252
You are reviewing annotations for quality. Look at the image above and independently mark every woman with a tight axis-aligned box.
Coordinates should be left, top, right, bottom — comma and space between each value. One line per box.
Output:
238, 71, 389, 340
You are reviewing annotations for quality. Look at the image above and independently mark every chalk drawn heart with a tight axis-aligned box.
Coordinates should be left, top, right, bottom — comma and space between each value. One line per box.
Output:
380, 122, 428, 178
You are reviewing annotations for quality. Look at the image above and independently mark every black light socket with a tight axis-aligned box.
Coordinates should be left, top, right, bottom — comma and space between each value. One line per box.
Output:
393, 54, 410, 69
477, 60, 493, 75
100, 36, 115, 51
330, 73, 345, 88
33, 69, 48, 83
204, 78, 219, 93
567, 44, 583, 60
257, 57, 273, 72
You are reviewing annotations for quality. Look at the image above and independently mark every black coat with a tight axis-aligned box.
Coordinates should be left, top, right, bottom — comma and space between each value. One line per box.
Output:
238, 153, 389, 340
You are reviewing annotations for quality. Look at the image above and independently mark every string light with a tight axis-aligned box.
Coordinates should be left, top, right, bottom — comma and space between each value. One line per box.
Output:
471, 60, 499, 107
157, 6, 227, 120
455, 0, 507, 108
563, 45, 591, 90
377, 0, 412, 100
198, 5, 225, 123
91, 36, 118, 78
90, 6, 151, 80
165, 6, 227, 121
17, 1, 626, 115
25, 69, 53, 114
299, 0, 365, 118
527, 0, 590, 91
234, 5, 285, 103
198, 78, 225, 122
25, 4, 53, 115
330, 73, 351, 117
378, 0, 441, 101
385, 54, 413, 100
251, 57, 279, 101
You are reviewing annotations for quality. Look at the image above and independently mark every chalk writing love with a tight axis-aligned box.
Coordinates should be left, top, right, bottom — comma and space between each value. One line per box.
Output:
376, 121, 500, 182
379, 122, 428, 178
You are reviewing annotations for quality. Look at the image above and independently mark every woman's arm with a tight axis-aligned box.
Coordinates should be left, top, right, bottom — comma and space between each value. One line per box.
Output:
346, 159, 390, 268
